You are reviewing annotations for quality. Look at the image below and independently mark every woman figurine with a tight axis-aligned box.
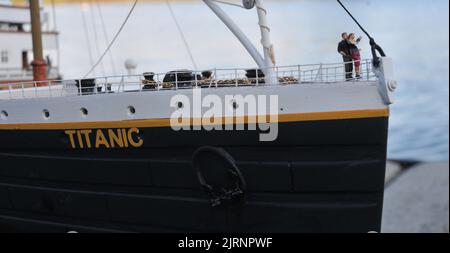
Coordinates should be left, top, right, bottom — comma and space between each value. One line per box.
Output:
348, 33, 362, 79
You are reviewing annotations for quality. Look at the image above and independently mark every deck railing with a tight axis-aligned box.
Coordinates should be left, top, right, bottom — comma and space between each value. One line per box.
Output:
0, 67, 60, 81
0, 60, 377, 100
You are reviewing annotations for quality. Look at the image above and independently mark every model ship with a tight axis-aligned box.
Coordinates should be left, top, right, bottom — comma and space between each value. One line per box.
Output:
0, 0, 397, 233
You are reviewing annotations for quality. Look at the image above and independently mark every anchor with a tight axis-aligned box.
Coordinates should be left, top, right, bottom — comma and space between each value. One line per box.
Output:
193, 146, 247, 208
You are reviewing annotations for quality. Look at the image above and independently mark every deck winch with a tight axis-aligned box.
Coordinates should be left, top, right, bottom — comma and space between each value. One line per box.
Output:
163, 70, 202, 88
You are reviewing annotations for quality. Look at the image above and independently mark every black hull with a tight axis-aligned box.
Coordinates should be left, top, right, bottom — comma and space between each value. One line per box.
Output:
0, 117, 389, 233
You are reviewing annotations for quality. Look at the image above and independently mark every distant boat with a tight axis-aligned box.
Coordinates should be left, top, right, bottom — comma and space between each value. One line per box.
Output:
0, 0, 397, 233
0, 3, 61, 87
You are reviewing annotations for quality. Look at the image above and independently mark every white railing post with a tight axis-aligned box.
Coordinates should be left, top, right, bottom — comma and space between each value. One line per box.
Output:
214, 68, 218, 88
105, 77, 108, 93
94, 78, 98, 94
195, 71, 199, 88
335, 66, 338, 82
366, 59, 370, 80
276, 66, 279, 84
48, 81, 52, 97
175, 71, 178, 90
120, 76, 125, 92
235, 69, 238, 87
157, 73, 161, 91
256, 69, 259, 86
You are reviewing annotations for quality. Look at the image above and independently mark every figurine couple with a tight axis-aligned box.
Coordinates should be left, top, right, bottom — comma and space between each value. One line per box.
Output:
338, 32, 362, 80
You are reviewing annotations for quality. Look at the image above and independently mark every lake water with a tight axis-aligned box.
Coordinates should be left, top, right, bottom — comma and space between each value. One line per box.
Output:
49, 0, 449, 161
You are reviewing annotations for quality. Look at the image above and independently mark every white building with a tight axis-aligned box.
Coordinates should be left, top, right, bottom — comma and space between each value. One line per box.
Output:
0, 3, 60, 84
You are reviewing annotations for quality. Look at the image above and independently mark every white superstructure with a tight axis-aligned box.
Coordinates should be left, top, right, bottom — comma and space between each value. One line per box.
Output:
0, 4, 60, 83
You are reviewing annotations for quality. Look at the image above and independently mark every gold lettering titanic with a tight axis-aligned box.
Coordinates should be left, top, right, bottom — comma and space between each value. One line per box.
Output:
64, 128, 144, 149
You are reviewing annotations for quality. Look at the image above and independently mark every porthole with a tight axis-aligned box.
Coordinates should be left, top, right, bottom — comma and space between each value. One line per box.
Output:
128, 106, 136, 116
0, 110, 8, 120
42, 109, 50, 120
232, 101, 239, 110
80, 107, 88, 117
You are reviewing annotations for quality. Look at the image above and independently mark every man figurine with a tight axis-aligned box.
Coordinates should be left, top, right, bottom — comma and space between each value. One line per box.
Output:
338, 32, 353, 80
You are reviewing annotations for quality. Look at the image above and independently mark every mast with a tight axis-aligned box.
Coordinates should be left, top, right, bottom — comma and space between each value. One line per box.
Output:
202, 0, 277, 85
255, 0, 276, 69
29, 0, 47, 84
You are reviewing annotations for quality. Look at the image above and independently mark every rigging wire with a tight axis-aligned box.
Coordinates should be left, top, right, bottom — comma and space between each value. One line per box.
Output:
84, 0, 138, 78
336, 0, 372, 40
50, 0, 58, 31
95, 0, 118, 75
51, 0, 60, 75
80, 0, 96, 77
336, 0, 386, 63
165, 0, 198, 70
89, 0, 106, 76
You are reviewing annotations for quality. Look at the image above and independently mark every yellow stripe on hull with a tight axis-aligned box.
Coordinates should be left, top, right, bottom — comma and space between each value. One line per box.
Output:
0, 108, 389, 130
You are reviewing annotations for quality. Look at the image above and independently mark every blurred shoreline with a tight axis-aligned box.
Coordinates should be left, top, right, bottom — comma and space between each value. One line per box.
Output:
383, 161, 449, 233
